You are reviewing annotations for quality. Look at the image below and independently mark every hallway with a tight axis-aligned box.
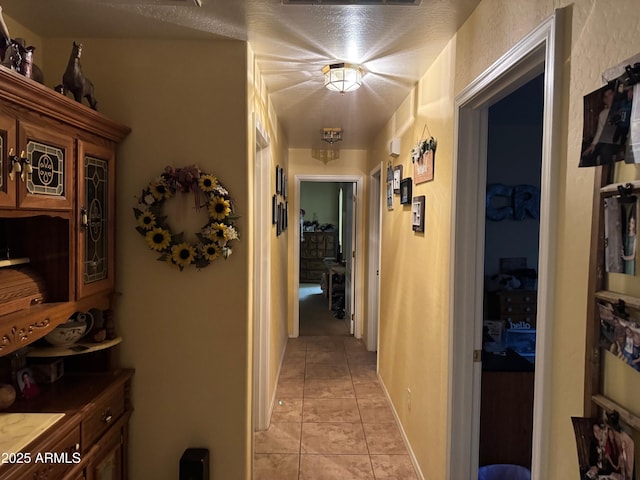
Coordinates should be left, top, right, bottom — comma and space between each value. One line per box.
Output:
254, 336, 418, 479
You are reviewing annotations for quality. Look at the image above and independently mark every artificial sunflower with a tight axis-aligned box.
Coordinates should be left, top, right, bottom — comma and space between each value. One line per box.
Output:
198, 175, 218, 192
150, 181, 173, 201
145, 227, 171, 251
202, 243, 221, 261
210, 222, 227, 243
137, 210, 156, 230
171, 242, 196, 267
209, 196, 231, 221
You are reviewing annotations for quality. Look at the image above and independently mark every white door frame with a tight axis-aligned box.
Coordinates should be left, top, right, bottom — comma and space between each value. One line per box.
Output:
447, 10, 565, 479
367, 163, 382, 352
253, 114, 271, 431
293, 174, 365, 338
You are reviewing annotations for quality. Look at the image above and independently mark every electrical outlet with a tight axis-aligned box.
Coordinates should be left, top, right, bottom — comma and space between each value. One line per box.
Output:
407, 388, 411, 411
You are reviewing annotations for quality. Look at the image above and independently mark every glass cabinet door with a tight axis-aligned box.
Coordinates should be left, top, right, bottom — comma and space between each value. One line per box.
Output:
18, 121, 74, 210
77, 140, 115, 299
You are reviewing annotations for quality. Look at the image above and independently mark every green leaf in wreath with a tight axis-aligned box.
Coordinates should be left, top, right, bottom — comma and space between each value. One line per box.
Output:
171, 232, 184, 243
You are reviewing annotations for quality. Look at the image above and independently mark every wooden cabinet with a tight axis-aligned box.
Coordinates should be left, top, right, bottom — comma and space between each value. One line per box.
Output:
0, 67, 129, 355
0, 370, 133, 480
300, 231, 337, 283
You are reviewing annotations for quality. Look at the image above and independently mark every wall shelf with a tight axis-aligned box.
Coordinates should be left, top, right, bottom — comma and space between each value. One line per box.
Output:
592, 394, 640, 431
595, 290, 640, 311
26, 337, 122, 358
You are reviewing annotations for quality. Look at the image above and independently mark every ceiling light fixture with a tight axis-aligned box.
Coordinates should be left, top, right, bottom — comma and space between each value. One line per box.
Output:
322, 128, 343, 144
322, 63, 363, 93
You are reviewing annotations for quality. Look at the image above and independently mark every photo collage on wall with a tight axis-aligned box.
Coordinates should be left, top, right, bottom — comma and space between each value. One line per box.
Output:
273, 165, 288, 236
572, 411, 636, 480
604, 192, 638, 276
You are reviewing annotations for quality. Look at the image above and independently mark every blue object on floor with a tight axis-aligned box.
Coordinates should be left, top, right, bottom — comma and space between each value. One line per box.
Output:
478, 464, 531, 480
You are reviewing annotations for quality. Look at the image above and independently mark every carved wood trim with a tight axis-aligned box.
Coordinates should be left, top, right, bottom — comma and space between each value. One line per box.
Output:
0, 318, 50, 351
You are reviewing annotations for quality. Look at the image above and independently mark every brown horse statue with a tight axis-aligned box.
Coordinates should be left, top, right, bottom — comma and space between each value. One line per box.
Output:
61, 41, 97, 110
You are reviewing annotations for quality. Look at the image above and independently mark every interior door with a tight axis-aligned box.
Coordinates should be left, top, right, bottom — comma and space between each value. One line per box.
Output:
343, 182, 356, 334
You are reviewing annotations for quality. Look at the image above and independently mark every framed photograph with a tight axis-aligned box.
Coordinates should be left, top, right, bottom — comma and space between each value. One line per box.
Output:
16, 367, 40, 400
604, 193, 638, 275
275, 165, 281, 195
283, 173, 288, 200
400, 178, 412, 205
284, 202, 288, 230
412, 195, 425, 232
386, 181, 394, 210
276, 202, 282, 236
272, 195, 277, 225
393, 165, 403, 194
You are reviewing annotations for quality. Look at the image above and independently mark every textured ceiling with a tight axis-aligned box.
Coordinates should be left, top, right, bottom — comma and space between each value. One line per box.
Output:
1, 0, 481, 149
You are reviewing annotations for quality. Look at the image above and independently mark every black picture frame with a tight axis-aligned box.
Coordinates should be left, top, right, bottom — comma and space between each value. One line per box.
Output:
400, 178, 412, 205
272, 195, 277, 224
276, 202, 282, 236
284, 201, 288, 230
393, 165, 403, 194
275, 165, 282, 195
283, 173, 287, 200
412, 195, 425, 232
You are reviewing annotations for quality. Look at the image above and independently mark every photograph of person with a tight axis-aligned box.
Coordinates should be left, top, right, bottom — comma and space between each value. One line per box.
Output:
16, 368, 40, 400
580, 82, 631, 167
621, 200, 637, 275
573, 412, 635, 480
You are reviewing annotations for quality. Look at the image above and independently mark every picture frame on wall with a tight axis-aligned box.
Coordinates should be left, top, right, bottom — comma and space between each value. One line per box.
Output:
272, 195, 277, 224
284, 202, 288, 230
393, 165, 403, 194
275, 165, 281, 195
283, 173, 288, 200
276, 202, 282, 236
412, 195, 425, 232
386, 181, 394, 210
400, 178, 412, 205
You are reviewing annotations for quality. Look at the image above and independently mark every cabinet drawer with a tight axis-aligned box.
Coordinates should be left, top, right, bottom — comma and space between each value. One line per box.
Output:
500, 303, 536, 315
24, 425, 81, 480
497, 291, 536, 305
82, 385, 125, 448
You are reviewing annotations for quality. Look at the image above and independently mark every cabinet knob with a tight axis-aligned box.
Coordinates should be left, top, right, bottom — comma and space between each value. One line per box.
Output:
20, 151, 31, 182
75, 443, 80, 451
103, 408, 113, 424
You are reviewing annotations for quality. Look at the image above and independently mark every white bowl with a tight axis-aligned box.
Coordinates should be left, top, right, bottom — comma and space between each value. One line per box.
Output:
44, 323, 88, 347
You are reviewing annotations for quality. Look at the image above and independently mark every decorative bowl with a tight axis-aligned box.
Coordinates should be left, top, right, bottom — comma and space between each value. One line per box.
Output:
44, 312, 93, 347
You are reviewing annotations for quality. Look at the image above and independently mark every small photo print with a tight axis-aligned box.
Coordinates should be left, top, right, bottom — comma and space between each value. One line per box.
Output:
597, 301, 640, 374
604, 195, 637, 276
580, 81, 632, 167
16, 367, 40, 400
572, 411, 635, 480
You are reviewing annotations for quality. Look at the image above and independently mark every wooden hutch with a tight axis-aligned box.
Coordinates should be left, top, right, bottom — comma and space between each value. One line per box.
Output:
0, 66, 133, 480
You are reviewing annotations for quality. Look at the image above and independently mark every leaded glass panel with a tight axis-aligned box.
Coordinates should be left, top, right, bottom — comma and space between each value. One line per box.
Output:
26, 141, 65, 196
84, 156, 108, 283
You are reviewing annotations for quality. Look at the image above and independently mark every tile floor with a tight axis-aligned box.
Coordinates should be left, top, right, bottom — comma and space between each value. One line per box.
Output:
254, 336, 419, 480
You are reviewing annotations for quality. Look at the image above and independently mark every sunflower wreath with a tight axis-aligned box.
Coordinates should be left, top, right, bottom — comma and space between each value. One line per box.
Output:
133, 165, 239, 271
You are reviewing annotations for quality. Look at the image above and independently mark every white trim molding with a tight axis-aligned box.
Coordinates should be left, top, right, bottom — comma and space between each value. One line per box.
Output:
448, 9, 565, 479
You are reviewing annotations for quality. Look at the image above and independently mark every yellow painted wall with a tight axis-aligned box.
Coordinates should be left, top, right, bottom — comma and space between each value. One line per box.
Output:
42, 38, 252, 480
370, 0, 640, 478
287, 148, 370, 340
248, 45, 290, 422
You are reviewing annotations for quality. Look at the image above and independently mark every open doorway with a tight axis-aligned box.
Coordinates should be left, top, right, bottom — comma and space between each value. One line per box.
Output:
298, 181, 355, 336
448, 11, 565, 479
479, 74, 544, 468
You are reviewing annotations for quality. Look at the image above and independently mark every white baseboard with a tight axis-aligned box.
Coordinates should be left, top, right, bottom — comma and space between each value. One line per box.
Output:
377, 373, 425, 480
268, 336, 289, 426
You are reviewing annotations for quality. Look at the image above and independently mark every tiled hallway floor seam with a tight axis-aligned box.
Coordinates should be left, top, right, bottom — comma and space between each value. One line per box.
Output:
254, 336, 419, 480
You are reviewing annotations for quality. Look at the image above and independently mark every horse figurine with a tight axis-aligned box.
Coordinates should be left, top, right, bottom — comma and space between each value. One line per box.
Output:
61, 41, 97, 110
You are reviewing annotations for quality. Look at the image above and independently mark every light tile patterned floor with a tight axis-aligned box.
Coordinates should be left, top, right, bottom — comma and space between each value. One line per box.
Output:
254, 336, 419, 480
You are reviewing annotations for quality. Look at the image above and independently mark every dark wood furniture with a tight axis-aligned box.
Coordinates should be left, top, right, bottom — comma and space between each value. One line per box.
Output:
0, 369, 133, 480
300, 231, 337, 283
0, 66, 129, 354
0, 66, 132, 480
